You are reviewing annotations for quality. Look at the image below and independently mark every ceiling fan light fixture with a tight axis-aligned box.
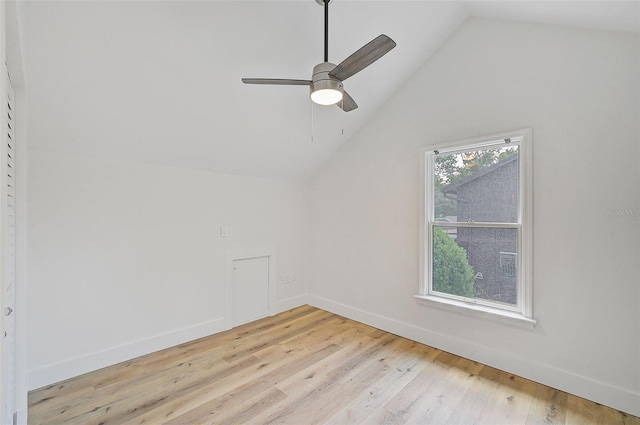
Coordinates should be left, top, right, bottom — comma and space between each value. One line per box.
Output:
310, 79, 343, 106
241, 0, 396, 113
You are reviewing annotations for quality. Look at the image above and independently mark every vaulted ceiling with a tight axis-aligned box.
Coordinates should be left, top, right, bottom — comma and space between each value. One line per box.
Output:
17, 1, 640, 180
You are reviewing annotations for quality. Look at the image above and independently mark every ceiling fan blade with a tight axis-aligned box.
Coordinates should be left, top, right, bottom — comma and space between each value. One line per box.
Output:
329, 34, 396, 82
242, 78, 311, 86
337, 91, 358, 112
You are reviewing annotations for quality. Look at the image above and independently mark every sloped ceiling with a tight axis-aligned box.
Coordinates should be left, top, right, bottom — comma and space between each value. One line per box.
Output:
19, 1, 639, 180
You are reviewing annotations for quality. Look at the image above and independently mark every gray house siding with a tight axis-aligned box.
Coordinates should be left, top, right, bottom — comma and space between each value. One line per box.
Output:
443, 154, 519, 304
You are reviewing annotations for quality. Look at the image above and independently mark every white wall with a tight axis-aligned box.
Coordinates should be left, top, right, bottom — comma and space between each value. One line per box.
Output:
27, 151, 308, 389
308, 18, 640, 416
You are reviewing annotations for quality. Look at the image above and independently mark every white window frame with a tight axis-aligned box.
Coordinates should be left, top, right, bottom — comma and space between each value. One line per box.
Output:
416, 129, 535, 327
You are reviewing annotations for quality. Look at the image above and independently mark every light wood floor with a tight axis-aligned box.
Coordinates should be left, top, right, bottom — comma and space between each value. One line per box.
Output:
29, 305, 639, 425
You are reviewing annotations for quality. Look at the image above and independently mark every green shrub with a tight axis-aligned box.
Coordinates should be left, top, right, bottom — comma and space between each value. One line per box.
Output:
432, 227, 474, 297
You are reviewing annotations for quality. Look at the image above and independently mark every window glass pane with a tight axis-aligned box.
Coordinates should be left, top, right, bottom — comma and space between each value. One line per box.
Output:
432, 226, 518, 306
434, 146, 519, 223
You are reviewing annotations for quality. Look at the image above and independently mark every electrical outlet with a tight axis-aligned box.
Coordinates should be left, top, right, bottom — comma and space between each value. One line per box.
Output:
280, 273, 295, 285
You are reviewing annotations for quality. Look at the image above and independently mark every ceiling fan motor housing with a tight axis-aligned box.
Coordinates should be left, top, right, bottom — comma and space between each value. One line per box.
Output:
310, 62, 344, 105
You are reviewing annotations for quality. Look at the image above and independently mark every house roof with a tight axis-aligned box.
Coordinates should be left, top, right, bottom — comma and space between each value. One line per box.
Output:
442, 153, 518, 194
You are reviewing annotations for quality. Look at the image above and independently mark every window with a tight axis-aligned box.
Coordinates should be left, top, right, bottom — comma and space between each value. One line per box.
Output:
417, 129, 534, 326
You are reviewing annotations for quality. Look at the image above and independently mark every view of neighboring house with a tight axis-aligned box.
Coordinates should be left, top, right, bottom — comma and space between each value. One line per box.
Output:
442, 154, 519, 305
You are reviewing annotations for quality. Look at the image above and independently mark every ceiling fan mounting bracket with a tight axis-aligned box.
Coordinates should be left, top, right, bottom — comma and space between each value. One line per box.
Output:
314, 0, 333, 6
312, 62, 339, 81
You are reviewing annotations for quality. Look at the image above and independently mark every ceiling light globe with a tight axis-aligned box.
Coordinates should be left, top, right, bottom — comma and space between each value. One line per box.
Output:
311, 88, 343, 106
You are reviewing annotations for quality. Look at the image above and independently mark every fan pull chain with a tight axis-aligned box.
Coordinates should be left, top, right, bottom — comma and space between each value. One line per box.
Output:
341, 98, 344, 136
311, 101, 315, 142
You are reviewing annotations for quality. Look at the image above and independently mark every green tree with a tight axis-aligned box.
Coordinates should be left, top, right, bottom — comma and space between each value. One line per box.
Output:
434, 179, 457, 217
432, 227, 474, 297
435, 147, 518, 186
434, 154, 460, 185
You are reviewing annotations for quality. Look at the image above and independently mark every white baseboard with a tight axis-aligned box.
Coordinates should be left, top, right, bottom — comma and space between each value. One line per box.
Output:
308, 295, 640, 417
273, 294, 310, 314
27, 317, 227, 391
27, 296, 310, 392
14, 408, 27, 425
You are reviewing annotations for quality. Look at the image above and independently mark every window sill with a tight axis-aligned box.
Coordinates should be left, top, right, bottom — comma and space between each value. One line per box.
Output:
414, 295, 537, 329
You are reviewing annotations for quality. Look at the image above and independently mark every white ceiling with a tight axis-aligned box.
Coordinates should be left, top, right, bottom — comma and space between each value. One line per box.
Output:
18, 0, 639, 180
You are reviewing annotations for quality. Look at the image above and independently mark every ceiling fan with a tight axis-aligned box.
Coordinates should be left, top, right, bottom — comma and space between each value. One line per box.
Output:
241, 0, 396, 112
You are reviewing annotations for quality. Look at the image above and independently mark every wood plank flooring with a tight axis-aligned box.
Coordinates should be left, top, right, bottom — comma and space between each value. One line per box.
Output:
28, 305, 640, 425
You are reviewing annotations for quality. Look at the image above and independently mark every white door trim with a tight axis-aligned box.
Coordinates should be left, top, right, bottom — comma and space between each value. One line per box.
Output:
1, 58, 16, 425
224, 248, 276, 330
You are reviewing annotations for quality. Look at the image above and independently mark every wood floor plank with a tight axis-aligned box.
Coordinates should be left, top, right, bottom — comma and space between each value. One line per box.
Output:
257, 335, 405, 425
220, 309, 337, 363
400, 355, 486, 424
525, 384, 568, 425
442, 364, 503, 424
176, 386, 289, 425
565, 393, 640, 425
160, 321, 368, 424
273, 333, 390, 396
324, 339, 439, 424
28, 306, 639, 425
122, 316, 362, 425
27, 305, 324, 422
476, 371, 537, 424
377, 349, 451, 417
